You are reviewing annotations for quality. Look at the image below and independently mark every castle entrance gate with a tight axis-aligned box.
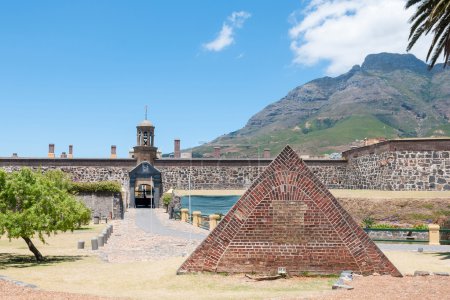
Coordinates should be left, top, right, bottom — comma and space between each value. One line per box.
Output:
129, 161, 162, 208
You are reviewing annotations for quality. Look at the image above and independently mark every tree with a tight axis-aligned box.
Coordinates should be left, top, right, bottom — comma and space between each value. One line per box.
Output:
406, 0, 450, 68
0, 168, 91, 261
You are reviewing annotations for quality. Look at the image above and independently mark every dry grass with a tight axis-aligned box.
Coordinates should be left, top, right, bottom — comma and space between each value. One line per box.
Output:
0, 225, 334, 300
175, 188, 450, 199
330, 189, 450, 199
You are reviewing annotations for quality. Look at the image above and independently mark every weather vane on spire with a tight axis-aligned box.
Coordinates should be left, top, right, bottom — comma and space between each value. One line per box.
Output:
145, 105, 148, 120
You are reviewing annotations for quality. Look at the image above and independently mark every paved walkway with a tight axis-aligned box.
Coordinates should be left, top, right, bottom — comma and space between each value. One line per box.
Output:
377, 243, 450, 252
98, 208, 208, 263
135, 208, 206, 240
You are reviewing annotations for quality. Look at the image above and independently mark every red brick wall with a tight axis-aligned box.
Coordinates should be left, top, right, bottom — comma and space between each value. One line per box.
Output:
178, 146, 401, 276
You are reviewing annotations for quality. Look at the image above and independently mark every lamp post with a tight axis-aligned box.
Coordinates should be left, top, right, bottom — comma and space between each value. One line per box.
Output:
150, 176, 154, 233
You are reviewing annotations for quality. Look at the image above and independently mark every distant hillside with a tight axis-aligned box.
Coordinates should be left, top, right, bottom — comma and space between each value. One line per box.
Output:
192, 53, 450, 157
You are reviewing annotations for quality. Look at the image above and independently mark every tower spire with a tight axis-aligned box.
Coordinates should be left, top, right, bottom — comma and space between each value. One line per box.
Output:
145, 105, 148, 120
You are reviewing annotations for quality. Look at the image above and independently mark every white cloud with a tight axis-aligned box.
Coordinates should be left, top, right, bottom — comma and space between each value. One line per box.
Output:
203, 11, 251, 52
289, 0, 432, 75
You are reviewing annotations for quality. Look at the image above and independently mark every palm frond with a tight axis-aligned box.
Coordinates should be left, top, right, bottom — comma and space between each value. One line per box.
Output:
407, 0, 450, 68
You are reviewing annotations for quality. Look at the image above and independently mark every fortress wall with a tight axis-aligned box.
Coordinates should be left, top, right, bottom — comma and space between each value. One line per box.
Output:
2, 138, 450, 194
155, 159, 349, 192
347, 150, 450, 190
343, 139, 450, 191
0, 158, 134, 190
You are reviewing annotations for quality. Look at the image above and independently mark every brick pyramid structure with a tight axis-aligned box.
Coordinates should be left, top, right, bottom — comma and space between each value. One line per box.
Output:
178, 146, 401, 276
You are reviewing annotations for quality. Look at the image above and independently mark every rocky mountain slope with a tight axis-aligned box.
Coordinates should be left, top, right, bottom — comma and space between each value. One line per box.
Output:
193, 53, 450, 157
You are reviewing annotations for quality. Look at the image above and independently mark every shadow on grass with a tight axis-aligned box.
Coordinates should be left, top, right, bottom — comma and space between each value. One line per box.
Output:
0, 253, 85, 269
434, 252, 450, 260
73, 226, 94, 231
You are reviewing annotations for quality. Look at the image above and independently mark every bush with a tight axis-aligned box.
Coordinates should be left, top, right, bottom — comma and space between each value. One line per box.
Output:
362, 217, 375, 228
162, 193, 172, 206
69, 181, 122, 193
370, 223, 400, 229
413, 224, 428, 230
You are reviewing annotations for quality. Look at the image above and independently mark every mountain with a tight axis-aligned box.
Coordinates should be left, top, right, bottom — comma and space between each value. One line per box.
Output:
192, 53, 450, 157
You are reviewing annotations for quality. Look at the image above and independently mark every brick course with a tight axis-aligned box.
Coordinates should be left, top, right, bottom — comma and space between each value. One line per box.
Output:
177, 146, 401, 276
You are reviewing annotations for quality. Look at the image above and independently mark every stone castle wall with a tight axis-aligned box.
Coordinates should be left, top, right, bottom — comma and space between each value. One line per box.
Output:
156, 161, 349, 192
0, 159, 134, 192
1, 139, 450, 193
346, 150, 450, 190
0, 165, 131, 192
156, 139, 450, 192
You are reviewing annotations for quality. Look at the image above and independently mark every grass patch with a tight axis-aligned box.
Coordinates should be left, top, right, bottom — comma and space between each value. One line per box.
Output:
422, 203, 434, 210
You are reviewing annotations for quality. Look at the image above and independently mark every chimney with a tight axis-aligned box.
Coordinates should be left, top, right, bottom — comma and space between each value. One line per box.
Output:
68, 145, 73, 159
48, 144, 55, 158
174, 139, 181, 158
60, 152, 67, 159
110, 145, 117, 159
263, 148, 271, 159
214, 146, 221, 159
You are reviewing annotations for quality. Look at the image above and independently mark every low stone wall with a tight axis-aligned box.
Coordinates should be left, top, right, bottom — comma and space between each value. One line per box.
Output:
365, 230, 428, 241
77, 192, 124, 220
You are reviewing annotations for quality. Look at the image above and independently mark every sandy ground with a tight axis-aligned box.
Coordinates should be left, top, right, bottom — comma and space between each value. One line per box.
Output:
0, 280, 115, 300
314, 275, 450, 300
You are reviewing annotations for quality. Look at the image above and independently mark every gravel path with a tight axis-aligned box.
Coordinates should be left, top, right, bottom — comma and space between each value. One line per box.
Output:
97, 208, 207, 263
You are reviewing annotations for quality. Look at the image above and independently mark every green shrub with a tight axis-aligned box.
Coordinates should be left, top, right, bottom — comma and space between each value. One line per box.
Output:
69, 181, 122, 193
162, 193, 172, 206
413, 224, 428, 230
371, 223, 400, 229
362, 217, 375, 228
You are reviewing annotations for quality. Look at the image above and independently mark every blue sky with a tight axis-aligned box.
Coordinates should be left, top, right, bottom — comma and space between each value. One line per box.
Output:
0, 0, 429, 157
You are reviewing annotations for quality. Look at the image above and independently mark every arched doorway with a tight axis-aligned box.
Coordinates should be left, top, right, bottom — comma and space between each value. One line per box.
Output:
134, 183, 154, 208
129, 161, 162, 208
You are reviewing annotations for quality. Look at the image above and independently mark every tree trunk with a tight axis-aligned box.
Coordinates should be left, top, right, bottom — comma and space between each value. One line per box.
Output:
22, 236, 44, 261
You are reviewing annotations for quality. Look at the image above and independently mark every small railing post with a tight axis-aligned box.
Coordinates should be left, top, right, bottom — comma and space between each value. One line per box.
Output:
192, 211, 201, 227
181, 208, 189, 222
209, 214, 220, 231
428, 224, 440, 245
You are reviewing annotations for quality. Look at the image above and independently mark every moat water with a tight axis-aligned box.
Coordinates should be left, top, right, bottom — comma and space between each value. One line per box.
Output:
180, 195, 240, 215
